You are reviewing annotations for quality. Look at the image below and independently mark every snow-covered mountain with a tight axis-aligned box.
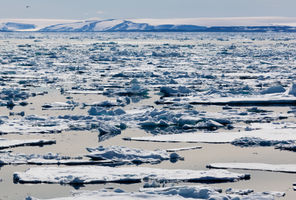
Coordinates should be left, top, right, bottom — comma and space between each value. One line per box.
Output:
39, 19, 207, 32
1, 18, 296, 32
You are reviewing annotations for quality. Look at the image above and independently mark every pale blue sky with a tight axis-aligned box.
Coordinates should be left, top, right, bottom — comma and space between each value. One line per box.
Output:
0, 0, 295, 19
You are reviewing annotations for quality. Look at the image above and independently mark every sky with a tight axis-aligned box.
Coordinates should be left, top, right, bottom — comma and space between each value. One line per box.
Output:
0, 0, 296, 20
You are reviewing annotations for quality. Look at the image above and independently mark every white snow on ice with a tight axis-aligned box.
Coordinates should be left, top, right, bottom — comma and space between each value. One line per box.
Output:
14, 166, 249, 184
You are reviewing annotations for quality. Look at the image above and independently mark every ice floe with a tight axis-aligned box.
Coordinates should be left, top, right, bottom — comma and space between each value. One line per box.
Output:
14, 166, 250, 184
27, 185, 285, 200
275, 143, 296, 152
166, 146, 202, 152
0, 138, 55, 149
83, 97, 130, 107
0, 88, 30, 107
86, 146, 177, 164
0, 115, 68, 134
126, 125, 296, 146
156, 94, 296, 106
0, 152, 88, 165
42, 101, 79, 110
231, 137, 293, 147
207, 163, 296, 173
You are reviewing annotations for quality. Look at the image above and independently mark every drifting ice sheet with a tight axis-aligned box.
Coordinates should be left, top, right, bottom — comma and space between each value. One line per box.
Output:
207, 163, 296, 173
14, 166, 249, 184
0, 124, 67, 134
157, 94, 296, 106
86, 146, 171, 164
275, 143, 296, 152
0, 152, 112, 166
126, 128, 296, 144
42, 101, 78, 110
0, 138, 55, 149
166, 146, 202, 152
27, 186, 284, 200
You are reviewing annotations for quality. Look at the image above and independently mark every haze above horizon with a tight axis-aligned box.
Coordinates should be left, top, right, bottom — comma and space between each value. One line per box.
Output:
1, 0, 296, 20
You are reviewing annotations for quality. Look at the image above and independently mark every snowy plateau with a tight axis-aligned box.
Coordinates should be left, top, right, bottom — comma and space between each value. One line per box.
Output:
1, 30, 296, 199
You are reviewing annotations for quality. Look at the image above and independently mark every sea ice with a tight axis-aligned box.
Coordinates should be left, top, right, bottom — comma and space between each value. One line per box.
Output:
0, 138, 56, 149
42, 101, 78, 110
27, 186, 285, 200
275, 143, 296, 152
86, 146, 175, 164
166, 146, 202, 152
126, 127, 296, 146
207, 163, 296, 173
231, 137, 292, 147
156, 94, 296, 106
14, 166, 250, 184
0, 115, 68, 134
0, 152, 93, 165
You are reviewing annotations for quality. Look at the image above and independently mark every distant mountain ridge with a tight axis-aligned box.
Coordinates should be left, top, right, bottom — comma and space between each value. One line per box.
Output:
39, 19, 207, 32
1, 19, 296, 32
0, 22, 36, 31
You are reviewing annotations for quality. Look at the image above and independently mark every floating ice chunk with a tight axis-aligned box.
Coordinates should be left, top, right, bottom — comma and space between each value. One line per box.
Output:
26, 190, 201, 200
86, 146, 172, 164
126, 128, 296, 145
116, 85, 149, 96
225, 188, 254, 195
143, 180, 161, 188
42, 101, 78, 110
83, 97, 130, 108
28, 186, 285, 200
261, 191, 286, 197
231, 137, 292, 147
27, 159, 113, 166
88, 106, 126, 116
288, 83, 296, 96
14, 166, 249, 184
0, 138, 55, 149
275, 143, 296, 152
207, 163, 296, 173
260, 85, 285, 95
160, 86, 192, 97
166, 146, 202, 152
0, 152, 95, 165
0, 88, 30, 101
141, 185, 223, 199
156, 94, 296, 106
195, 120, 224, 130
98, 123, 122, 141
65, 90, 103, 94
177, 116, 203, 126
0, 123, 66, 134
0, 114, 68, 134
84, 100, 118, 107
225, 188, 284, 198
